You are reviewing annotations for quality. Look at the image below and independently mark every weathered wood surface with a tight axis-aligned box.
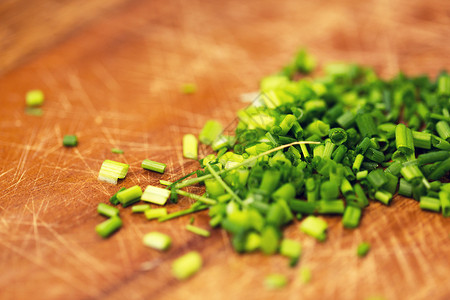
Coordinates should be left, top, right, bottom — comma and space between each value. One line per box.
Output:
0, 0, 449, 299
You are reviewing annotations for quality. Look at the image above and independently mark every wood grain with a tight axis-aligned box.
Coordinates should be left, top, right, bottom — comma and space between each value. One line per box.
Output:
0, 0, 449, 299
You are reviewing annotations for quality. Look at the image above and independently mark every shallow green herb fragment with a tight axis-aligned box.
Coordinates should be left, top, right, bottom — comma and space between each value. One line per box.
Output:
264, 274, 288, 289
172, 251, 202, 280
111, 148, 124, 154
357, 242, 371, 257
181, 83, 197, 94
142, 232, 171, 251
186, 224, 210, 237
63, 135, 78, 147
299, 267, 312, 284
95, 216, 122, 238
26, 89, 44, 107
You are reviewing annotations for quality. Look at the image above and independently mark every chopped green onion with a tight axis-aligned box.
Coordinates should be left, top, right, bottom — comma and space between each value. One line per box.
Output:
300, 216, 327, 241
419, 196, 440, 212
158, 205, 208, 222
109, 187, 126, 205
145, 208, 168, 220
299, 267, 312, 284
172, 251, 202, 280
181, 83, 197, 94
374, 190, 392, 205
186, 224, 210, 237
183, 134, 198, 160
280, 239, 302, 266
97, 203, 119, 217
132, 204, 150, 213
342, 205, 362, 228
111, 148, 124, 154
26, 89, 44, 107
329, 128, 347, 145
428, 157, 450, 180
98, 160, 129, 184
199, 120, 223, 145
142, 159, 166, 174
264, 274, 288, 289
117, 185, 143, 207
141, 185, 170, 205
357, 242, 371, 257
63, 135, 78, 147
439, 191, 450, 217
25, 107, 43, 116
95, 216, 122, 238
436, 121, 450, 141
143, 232, 171, 250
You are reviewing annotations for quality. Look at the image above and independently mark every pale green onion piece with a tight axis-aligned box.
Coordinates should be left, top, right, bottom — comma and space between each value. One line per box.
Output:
181, 83, 197, 94
299, 267, 312, 284
299, 216, 328, 241
117, 185, 143, 207
183, 134, 198, 160
26, 89, 44, 107
172, 251, 203, 280
97, 203, 119, 217
264, 274, 288, 289
145, 208, 168, 220
159, 180, 172, 186
186, 224, 210, 237
142, 159, 166, 174
98, 160, 129, 184
357, 242, 371, 257
142, 232, 172, 251
132, 204, 150, 213
199, 120, 223, 145
95, 216, 122, 238
111, 148, 124, 154
141, 185, 171, 205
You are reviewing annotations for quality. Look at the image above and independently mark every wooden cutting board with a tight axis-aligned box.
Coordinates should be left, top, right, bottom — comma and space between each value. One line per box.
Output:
1, 0, 449, 299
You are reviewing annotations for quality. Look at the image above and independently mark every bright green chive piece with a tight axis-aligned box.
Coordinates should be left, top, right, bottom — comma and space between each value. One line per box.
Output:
342, 205, 362, 228
357, 242, 371, 257
439, 191, 450, 217
158, 205, 208, 222
280, 239, 302, 265
354, 184, 369, 207
142, 159, 166, 174
109, 187, 126, 205
181, 83, 197, 94
395, 123, 414, 154
26, 89, 44, 107
352, 154, 364, 173
145, 208, 168, 220
176, 189, 217, 205
142, 232, 171, 251
428, 157, 450, 180
98, 160, 129, 184
299, 267, 312, 284
264, 274, 288, 289
356, 113, 377, 137
244, 232, 261, 252
300, 216, 328, 241
63, 135, 78, 147
436, 121, 450, 141
412, 131, 431, 149
329, 128, 347, 145
417, 151, 450, 166
159, 180, 172, 186
97, 203, 119, 217
260, 226, 280, 255
141, 185, 170, 205
320, 181, 340, 200
111, 148, 124, 154
117, 185, 143, 207
172, 251, 202, 280
199, 120, 223, 145
367, 169, 388, 189
95, 216, 122, 238
132, 204, 150, 213
419, 196, 441, 212
183, 134, 198, 160
356, 170, 368, 180
186, 224, 210, 237
374, 190, 392, 205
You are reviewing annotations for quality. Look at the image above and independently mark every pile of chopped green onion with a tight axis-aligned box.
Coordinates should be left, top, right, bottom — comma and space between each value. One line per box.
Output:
94, 49, 450, 282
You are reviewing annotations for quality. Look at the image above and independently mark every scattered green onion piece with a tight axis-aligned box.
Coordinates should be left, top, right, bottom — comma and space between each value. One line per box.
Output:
419, 196, 441, 212
374, 190, 392, 205
63, 135, 78, 147
176, 189, 217, 205
186, 224, 210, 237
145, 208, 168, 220
26, 89, 44, 107
98, 160, 129, 184
264, 274, 288, 289
97, 203, 119, 217
95, 216, 122, 238
142, 159, 166, 174
279, 239, 302, 266
356, 170, 368, 180
143, 232, 171, 250
172, 251, 202, 280
183, 134, 198, 160
299, 267, 312, 284
117, 185, 143, 207
300, 216, 327, 241
342, 205, 362, 228
141, 185, 171, 205
158, 205, 208, 222
132, 204, 150, 213
199, 120, 223, 145
357, 242, 371, 257
181, 83, 197, 94
109, 187, 126, 205
439, 191, 450, 217
159, 180, 172, 186
111, 148, 124, 154
436, 121, 450, 141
